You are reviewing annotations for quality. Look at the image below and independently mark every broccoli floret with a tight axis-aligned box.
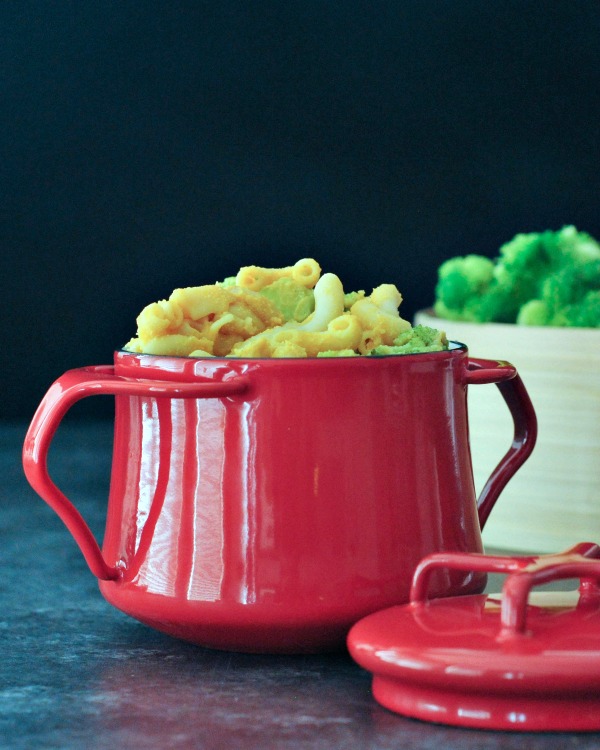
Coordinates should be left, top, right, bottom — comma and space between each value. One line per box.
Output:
494, 227, 600, 312
344, 290, 366, 309
469, 285, 521, 324
433, 255, 494, 321
567, 290, 600, 328
257, 277, 315, 322
370, 325, 448, 355
534, 260, 600, 327
408, 324, 448, 348
434, 227, 600, 327
551, 224, 600, 265
494, 232, 548, 293
516, 300, 552, 326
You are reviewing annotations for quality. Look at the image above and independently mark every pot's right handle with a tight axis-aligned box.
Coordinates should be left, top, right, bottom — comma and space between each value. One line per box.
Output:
464, 358, 538, 529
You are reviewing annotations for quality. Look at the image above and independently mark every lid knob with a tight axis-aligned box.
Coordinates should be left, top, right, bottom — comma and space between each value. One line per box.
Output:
409, 541, 600, 638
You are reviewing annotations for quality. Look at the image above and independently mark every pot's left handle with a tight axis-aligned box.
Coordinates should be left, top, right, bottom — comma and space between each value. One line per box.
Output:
22, 365, 249, 580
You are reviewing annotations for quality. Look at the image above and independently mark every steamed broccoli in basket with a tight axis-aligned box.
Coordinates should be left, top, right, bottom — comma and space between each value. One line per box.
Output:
434, 226, 600, 327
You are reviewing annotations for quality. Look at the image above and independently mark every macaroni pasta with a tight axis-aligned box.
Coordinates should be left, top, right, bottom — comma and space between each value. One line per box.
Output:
124, 259, 447, 358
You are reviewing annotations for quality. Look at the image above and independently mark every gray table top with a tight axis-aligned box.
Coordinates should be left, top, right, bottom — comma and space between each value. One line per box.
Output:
2, 421, 598, 750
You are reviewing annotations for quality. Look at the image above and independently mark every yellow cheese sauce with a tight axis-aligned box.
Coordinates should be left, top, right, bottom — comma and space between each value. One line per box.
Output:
124, 259, 448, 358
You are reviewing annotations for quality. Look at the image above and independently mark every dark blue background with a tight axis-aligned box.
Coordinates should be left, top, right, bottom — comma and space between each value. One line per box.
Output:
3, 1, 599, 418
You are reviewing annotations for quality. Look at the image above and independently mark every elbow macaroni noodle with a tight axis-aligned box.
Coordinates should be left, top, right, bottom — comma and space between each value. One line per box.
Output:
235, 258, 321, 291
124, 259, 447, 358
290, 273, 345, 332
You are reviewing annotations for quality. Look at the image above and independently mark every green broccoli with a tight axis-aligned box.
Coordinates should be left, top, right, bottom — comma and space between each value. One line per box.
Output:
434, 226, 600, 327
515, 299, 552, 327
343, 290, 366, 309
433, 255, 495, 321
258, 277, 315, 322
370, 325, 448, 355
518, 259, 600, 327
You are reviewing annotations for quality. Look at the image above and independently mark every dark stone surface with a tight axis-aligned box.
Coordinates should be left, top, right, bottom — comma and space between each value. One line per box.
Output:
2, 421, 599, 749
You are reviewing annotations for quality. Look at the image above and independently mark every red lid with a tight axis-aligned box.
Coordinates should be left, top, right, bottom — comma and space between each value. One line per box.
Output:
347, 543, 600, 731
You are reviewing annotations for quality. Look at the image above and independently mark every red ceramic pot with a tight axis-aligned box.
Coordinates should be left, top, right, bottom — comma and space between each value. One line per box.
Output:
23, 345, 536, 653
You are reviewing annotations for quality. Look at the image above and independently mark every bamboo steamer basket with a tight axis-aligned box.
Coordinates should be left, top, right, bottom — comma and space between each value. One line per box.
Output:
415, 309, 600, 553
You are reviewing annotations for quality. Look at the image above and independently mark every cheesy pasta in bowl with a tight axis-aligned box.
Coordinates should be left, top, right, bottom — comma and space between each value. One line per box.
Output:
124, 259, 448, 358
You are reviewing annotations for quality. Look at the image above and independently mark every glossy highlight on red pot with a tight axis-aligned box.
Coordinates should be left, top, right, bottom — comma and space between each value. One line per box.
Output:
22, 345, 537, 653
